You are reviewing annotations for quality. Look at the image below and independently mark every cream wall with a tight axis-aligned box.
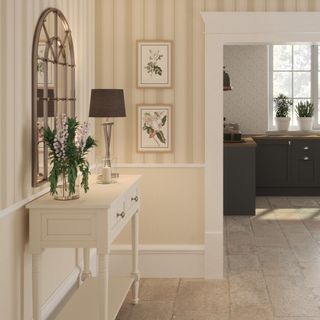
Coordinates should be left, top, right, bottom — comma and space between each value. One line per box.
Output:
0, 0, 95, 319
224, 45, 268, 134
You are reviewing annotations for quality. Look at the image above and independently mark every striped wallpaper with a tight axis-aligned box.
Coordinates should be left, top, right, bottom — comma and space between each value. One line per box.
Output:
95, 0, 320, 165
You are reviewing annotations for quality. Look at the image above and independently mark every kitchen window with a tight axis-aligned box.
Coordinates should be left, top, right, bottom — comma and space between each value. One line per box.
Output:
269, 44, 319, 129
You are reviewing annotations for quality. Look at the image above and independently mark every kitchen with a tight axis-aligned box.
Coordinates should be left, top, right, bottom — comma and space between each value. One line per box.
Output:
223, 44, 320, 215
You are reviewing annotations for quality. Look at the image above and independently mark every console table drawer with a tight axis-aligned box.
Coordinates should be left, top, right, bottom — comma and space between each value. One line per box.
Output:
125, 184, 139, 211
41, 213, 97, 241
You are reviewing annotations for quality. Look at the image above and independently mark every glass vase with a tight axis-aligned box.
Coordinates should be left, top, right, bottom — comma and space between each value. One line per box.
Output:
54, 174, 80, 200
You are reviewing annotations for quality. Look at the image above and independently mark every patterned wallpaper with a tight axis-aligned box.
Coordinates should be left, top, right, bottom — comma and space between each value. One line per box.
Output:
224, 45, 268, 134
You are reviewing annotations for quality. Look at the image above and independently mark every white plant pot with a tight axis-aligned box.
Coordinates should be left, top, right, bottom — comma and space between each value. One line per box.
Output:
297, 117, 314, 131
275, 117, 291, 131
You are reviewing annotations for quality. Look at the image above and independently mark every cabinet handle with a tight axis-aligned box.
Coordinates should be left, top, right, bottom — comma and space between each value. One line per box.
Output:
117, 211, 125, 218
288, 140, 291, 146
304, 146, 309, 150
304, 156, 309, 161
131, 196, 139, 202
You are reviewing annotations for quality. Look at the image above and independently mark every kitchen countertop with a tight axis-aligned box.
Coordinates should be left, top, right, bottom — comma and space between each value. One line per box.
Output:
224, 137, 257, 148
252, 134, 320, 140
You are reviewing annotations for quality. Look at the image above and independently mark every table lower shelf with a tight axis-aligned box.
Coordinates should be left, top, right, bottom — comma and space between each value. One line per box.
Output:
55, 276, 134, 320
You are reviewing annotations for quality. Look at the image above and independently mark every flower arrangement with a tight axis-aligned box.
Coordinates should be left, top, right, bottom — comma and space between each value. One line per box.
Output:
142, 111, 167, 146
43, 114, 96, 198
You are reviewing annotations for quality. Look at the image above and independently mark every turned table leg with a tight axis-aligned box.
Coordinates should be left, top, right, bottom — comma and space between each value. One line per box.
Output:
131, 212, 140, 304
81, 248, 92, 281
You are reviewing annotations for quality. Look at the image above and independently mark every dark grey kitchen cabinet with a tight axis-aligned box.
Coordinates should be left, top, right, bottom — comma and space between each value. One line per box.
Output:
255, 139, 290, 187
224, 142, 256, 215
254, 137, 320, 196
290, 140, 320, 187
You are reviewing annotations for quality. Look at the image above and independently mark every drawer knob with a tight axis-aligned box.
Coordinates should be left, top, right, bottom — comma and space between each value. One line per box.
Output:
304, 146, 309, 150
117, 211, 125, 218
131, 196, 139, 202
304, 156, 309, 160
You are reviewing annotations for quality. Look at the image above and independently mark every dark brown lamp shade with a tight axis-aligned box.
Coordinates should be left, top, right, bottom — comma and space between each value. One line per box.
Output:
89, 89, 126, 118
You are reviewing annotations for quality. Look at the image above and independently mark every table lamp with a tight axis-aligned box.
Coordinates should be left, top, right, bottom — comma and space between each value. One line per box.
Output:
89, 89, 126, 168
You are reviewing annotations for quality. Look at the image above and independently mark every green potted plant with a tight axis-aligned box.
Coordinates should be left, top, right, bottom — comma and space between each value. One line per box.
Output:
43, 114, 97, 200
295, 100, 314, 131
273, 93, 292, 131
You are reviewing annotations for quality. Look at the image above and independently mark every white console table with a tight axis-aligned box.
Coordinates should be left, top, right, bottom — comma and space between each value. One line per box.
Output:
26, 175, 141, 320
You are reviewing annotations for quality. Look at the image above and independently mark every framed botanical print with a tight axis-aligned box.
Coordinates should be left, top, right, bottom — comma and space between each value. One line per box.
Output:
137, 40, 172, 88
137, 104, 172, 152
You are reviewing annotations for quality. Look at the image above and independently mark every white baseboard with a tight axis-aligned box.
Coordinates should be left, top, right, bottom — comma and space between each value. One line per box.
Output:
109, 244, 205, 278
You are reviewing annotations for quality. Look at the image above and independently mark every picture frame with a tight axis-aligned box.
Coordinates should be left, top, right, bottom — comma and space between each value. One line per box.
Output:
137, 104, 172, 152
137, 40, 172, 88
37, 42, 54, 86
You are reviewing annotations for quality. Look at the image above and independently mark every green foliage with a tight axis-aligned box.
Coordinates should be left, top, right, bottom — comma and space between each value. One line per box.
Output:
295, 101, 314, 117
273, 94, 292, 117
44, 117, 97, 196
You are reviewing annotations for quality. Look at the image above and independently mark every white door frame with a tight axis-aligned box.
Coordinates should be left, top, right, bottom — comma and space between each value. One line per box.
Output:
201, 12, 320, 279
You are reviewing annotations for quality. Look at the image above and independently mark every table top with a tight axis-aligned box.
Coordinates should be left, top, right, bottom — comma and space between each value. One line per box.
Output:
26, 175, 141, 210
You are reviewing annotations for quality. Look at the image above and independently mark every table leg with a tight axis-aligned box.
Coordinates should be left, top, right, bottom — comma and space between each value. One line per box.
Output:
98, 253, 109, 320
131, 212, 140, 304
81, 248, 92, 281
32, 253, 42, 320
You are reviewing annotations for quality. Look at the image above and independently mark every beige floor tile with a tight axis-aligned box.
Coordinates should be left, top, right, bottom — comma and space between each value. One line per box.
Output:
265, 276, 320, 317
225, 216, 252, 233
278, 220, 310, 234
172, 312, 229, 320
229, 271, 270, 306
174, 279, 229, 315
129, 301, 174, 320
257, 247, 301, 276
274, 211, 301, 220
251, 219, 281, 235
230, 304, 273, 320
256, 197, 271, 209
291, 243, 320, 262
254, 233, 289, 248
299, 260, 320, 288
268, 197, 291, 208
288, 197, 320, 208
138, 278, 179, 301
285, 232, 315, 246
116, 302, 133, 320
227, 232, 256, 254
254, 209, 277, 220
274, 317, 320, 320
228, 254, 260, 275
298, 208, 320, 220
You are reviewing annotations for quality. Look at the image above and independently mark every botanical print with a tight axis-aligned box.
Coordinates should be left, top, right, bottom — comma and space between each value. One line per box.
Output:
137, 41, 172, 88
145, 49, 163, 76
137, 105, 172, 152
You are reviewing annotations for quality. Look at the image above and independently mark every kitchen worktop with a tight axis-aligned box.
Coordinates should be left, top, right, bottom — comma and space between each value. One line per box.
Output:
224, 137, 257, 147
253, 134, 320, 140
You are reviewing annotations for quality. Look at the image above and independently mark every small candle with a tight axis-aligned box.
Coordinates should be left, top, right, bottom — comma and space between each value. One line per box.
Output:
101, 166, 112, 184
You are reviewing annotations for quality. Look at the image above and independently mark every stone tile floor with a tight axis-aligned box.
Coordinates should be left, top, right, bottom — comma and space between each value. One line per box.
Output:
117, 197, 320, 320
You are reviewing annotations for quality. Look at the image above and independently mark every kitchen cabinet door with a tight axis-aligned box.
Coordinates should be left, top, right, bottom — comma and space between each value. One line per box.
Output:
255, 139, 291, 187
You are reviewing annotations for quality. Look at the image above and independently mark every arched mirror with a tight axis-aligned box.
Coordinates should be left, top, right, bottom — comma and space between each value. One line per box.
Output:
32, 8, 75, 187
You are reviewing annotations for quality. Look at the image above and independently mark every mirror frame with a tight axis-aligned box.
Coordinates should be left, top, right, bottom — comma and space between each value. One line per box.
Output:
32, 8, 75, 187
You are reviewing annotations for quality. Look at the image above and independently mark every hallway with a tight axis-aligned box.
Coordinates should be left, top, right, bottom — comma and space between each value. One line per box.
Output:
117, 197, 320, 320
